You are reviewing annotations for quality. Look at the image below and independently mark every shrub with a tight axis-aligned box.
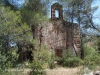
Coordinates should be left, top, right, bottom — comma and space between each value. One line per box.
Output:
84, 45, 100, 69
61, 48, 72, 65
33, 46, 55, 68
84, 50, 100, 69
30, 60, 46, 75
63, 57, 83, 67
60, 48, 83, 67
84, 45, 95, 57
49, 58, 55, 69
54, 56, 62, 64
30, 45, 55, 74
0, 45, 18, 75
63, 48, 74, 59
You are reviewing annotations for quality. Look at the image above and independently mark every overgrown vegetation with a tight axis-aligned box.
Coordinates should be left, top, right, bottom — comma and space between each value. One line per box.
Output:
0, 45, 18, 75
84, 45, 100, 69
63, 57, 83, 67
0, 0, 100, 75
29, 45, 55, 75
61, 48, 83, 67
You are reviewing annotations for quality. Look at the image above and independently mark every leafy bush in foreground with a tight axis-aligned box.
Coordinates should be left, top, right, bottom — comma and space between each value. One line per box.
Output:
30, 45, 55, 75
63, 57, 83, 67
61, 48, 83, 67
30, 60, 46, 75
84, 45, 100, 69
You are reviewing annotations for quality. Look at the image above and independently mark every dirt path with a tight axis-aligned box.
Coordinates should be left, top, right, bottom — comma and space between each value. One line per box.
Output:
46, 66, 82, 75
6, 66, 82, 75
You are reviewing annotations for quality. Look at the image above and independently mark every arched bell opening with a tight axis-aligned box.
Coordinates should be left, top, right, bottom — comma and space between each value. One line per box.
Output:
55, 10, 60, 19
51, 3, 63, 21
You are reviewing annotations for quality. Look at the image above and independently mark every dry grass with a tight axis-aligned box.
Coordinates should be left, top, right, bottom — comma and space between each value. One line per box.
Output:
45, 66, 82, 75
6, 66, 83, 75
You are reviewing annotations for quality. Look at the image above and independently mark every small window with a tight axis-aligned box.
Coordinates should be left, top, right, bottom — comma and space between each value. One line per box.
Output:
55, 10, 59, 18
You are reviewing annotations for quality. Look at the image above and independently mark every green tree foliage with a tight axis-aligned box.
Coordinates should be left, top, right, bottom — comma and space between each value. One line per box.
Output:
0, 0, 100, 74
0, 5, 32, 74
62, 48, 83, 67
0, 45, 18, 74
30, 46, 54, 75
84, 45, 100, 69
20, 0, 49, 26
0, 6, 32, 43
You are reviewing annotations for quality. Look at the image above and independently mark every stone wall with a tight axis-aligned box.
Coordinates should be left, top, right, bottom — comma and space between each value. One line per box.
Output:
34, 20, 81, 57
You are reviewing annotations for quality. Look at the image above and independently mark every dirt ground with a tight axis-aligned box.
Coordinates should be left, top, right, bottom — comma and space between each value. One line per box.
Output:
6, 66, 83, 75
45, 66, 82, 75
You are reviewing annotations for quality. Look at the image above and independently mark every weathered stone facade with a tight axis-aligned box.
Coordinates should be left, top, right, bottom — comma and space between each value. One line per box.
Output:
34, 3, 81, 57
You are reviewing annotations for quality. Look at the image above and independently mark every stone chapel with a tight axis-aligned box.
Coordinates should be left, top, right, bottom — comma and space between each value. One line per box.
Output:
33, 3, 81, 57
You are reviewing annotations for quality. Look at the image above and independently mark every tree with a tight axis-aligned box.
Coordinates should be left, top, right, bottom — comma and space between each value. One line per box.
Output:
0, 5, 32, 73
0, 6, 31, 44
20, 0, 48, 26
19, 0, 49, 49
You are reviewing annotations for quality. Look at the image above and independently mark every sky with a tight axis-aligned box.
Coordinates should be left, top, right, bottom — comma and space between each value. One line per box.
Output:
2, 0, 100, 24
2, 0, 25, 8
8, 0, 25, 8
92, 0, 100, 24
